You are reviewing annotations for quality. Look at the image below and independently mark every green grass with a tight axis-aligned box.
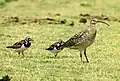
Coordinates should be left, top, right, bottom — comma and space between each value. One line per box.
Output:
0, 2, 6, 8
0, 0, 120, 81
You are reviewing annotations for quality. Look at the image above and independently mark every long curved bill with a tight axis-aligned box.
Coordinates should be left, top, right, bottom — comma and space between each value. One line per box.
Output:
97, 21, 110, 26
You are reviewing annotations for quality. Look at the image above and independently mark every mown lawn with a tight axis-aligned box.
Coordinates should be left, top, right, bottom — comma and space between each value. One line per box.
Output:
0, 0, 120, 81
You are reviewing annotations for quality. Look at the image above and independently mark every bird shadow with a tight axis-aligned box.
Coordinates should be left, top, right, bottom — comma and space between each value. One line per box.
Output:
46, 55, 74, 59
46, 56, 59, 59
60, 55, 75, 59
82, 61, 89, 63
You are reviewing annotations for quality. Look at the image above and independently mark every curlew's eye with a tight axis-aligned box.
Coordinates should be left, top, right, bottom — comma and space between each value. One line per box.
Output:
92, 20, 96, 22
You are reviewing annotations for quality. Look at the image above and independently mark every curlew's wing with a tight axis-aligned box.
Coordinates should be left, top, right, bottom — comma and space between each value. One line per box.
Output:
63, 30, 88, 47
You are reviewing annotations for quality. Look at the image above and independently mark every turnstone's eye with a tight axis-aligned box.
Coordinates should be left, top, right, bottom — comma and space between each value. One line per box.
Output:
57, 43, 60, 46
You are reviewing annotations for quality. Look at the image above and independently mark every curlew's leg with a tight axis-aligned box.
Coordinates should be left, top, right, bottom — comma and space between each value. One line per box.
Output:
22, 51, 24, 57
84, 49, 89, 63
80, 51, 82, 62
54, 53, 58, 57
18, 52, 20, 57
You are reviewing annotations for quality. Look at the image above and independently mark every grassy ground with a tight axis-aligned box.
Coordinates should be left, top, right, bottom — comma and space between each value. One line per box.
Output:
0, 0, 120, 81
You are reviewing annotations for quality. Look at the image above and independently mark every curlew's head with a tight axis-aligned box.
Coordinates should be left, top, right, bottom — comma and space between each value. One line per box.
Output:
79, 17, 87, 24
90, 18, 109, 26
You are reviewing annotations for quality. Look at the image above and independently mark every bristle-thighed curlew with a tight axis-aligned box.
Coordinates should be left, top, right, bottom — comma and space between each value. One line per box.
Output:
46, 18, 109, 62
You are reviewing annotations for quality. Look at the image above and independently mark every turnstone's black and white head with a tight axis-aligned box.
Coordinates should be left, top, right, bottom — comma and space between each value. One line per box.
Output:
45, 39, 65, 57
6, 36, 33, 57
24, 36, 33, 48
0, 75, 11, 81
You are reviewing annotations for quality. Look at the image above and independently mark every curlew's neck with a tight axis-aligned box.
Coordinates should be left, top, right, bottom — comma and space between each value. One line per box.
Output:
88, 23, 97, 33
90, 23, 96, 28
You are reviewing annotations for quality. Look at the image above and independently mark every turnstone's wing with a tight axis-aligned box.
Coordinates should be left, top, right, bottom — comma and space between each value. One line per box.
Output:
6, 40, 25, 49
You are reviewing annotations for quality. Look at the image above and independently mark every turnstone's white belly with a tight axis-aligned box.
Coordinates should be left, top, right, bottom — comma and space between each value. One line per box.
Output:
48, 47, 61, 54
13, 44, 28, 52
